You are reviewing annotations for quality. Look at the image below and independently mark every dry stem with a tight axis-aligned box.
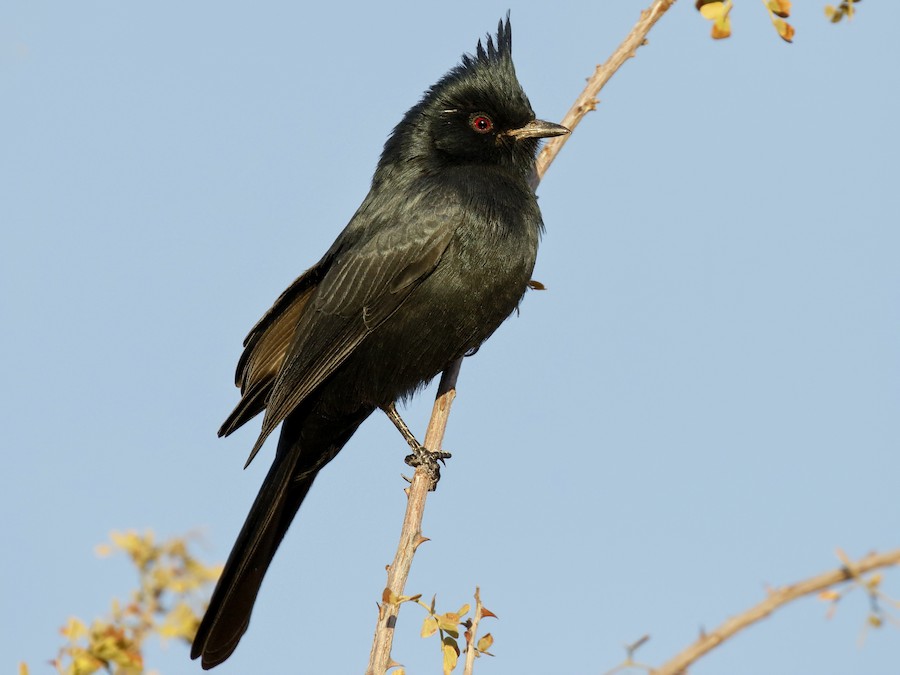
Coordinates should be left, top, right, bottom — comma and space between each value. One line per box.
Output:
652, 549, 900, 675
463, 587, 488, 675
533, 0, 677, 185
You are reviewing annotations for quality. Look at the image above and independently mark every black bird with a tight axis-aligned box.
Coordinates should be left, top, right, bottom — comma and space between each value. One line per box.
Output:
191, 16, 568, 669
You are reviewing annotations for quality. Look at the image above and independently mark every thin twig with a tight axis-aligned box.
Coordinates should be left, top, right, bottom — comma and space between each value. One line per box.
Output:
533, 0, 678, 186
463, 587, 486, 675
652, 549, 900, 675
366, 3, 678, 672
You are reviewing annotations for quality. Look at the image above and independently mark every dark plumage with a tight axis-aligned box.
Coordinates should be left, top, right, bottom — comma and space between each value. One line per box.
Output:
191, 16, 567, 669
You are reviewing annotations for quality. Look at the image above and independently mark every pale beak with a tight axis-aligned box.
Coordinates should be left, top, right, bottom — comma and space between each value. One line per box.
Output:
504, 118, 570, 141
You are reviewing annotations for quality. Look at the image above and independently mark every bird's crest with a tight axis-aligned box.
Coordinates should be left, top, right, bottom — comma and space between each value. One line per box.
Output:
375, 13, 534, 176
463, 14, 513, 69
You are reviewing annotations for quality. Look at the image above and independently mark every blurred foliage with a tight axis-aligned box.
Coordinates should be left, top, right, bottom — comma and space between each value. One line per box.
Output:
23, 530, 220, 675
695, 0, 794, 42
764, 0, 795, 43
696, 0, 860, 42
825, 0, 862, 23
697, 0, 734, 39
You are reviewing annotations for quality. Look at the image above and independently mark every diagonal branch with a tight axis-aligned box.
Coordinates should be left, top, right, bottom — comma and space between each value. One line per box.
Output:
652, 549, 900, 675
534, 0, 677, 186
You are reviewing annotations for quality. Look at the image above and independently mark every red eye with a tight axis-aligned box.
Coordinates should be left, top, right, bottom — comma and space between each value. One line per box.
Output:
470, 114, 493, 133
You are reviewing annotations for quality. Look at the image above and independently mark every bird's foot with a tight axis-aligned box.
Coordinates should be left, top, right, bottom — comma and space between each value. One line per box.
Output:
404, 444, 452, 491
383, 402, 450, 490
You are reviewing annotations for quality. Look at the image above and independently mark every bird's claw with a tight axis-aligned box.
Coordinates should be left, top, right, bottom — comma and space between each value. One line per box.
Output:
404, 445, 452, 491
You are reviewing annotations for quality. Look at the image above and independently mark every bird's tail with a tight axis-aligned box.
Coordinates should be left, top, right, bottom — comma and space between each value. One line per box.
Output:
190, 407, 370, 669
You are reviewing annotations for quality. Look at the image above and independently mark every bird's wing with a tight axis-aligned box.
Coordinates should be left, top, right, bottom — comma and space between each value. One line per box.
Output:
242, 207, 457, 465
218, 262, 329, 438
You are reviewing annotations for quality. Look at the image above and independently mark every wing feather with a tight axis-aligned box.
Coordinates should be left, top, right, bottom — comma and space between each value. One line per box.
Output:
243, 209, 456, 464
218, 263, 327, 437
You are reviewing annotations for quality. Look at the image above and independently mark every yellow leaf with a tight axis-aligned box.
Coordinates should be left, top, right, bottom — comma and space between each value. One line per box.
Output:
392, 670, 406, 675
110, 530, 156, 567
866, 573, 883, 589
477, 632, 494, 652
159, 602, 200, 642
18, 663, 29, 675
767, 0, 791, 18
711, 21, 731, 39
421, 616, 438, 638
442, 637, 460, 675
772, 18, 794, 43
869, 614, 883, 628
437, 613, 461, 637
61, 617, 88, 640
438, 613, 456, 629
115, 647, 143, 670
456, 604, 471, 618
698, 0, 732, 39
818, 589, 840, 601
69, 648, 104, 675
824, 4, 836, 18
698, 1, 725, 20
90, 624, 125, 662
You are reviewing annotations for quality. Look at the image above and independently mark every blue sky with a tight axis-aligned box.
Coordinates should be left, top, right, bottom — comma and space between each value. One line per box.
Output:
3, 2, 898, 674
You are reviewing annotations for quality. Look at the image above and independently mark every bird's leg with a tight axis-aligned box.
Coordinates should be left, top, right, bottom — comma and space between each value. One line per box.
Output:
382, 401, 422, 451
381, 401, 451, 490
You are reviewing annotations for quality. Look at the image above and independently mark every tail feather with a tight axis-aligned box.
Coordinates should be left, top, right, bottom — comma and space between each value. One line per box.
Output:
191, 406, 371, 669
191, 429, 312, 668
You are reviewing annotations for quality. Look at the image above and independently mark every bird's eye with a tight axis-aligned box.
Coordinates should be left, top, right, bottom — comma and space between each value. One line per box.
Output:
470, 114, 493, 134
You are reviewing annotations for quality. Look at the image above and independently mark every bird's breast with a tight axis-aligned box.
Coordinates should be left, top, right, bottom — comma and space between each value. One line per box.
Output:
317, 170, 543, 412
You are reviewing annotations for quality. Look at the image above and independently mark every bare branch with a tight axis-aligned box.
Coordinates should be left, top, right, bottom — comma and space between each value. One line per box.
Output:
534, 0, 678, 186
463, 587, 489, 675
652, 549, 900, 675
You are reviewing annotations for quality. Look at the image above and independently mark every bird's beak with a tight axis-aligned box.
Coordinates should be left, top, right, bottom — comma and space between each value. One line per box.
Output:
504, 119, 570, 141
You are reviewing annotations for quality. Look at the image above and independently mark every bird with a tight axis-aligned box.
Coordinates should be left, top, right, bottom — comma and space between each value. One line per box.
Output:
191, 15, 568, 669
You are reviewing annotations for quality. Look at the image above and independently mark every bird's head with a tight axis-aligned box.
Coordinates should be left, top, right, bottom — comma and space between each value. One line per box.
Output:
379, 15, 568, 181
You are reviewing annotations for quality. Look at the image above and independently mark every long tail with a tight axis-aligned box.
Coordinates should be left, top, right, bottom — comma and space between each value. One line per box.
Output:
191, 406, 370, 669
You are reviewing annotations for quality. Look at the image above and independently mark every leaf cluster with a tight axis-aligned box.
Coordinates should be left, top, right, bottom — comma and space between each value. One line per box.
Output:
417, 593, 496, 675
694, 1, 869, 42
381, 588, 496, 675
26, 530, 221, 675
